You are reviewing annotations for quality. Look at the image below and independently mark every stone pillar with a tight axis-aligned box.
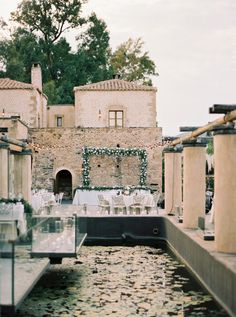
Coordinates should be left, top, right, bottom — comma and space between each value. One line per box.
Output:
213, 126, 236, 253
0, 143, 9, 198
9, 152, 15, 197
164, 148, 182, 214
183, 140, 206, 228
14, 150, 32, 202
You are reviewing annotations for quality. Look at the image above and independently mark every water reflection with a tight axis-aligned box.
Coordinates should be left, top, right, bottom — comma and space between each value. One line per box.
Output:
15, 245, 228, 317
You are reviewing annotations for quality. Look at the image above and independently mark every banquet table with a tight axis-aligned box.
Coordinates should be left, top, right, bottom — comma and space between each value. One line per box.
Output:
73, 189, 120, 206
0, 203, 27, 239
72, 189, 154, 214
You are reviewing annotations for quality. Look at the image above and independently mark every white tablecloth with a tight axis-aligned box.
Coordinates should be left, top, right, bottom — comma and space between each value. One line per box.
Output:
72, 189, 154, 211
73, 190, 120, 206
0, 203, 26, 236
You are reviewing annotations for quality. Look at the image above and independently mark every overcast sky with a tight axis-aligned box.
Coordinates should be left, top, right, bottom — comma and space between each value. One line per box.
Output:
1, 0, 236, 136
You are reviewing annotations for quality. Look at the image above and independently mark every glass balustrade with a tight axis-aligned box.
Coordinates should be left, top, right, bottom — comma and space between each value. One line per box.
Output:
0, 206, 86, 315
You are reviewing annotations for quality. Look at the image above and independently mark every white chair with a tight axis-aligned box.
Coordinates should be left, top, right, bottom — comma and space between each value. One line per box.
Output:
98, 195, 110, 215
144, 195, 155, 214
153, 192, 160, 213
130, 194, 144, 215
55, 194, 59, 204
58, 192, 64, 204
112, 195, 127, 215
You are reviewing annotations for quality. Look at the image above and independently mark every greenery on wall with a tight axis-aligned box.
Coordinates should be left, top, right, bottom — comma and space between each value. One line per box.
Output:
82, 146, 148, 187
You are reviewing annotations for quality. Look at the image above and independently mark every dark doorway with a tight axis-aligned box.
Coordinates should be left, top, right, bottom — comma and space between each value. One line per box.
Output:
55, 170, 72, 200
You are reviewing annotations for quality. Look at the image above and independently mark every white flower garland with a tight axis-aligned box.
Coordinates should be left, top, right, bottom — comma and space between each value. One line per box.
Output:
82, 146, 148, 187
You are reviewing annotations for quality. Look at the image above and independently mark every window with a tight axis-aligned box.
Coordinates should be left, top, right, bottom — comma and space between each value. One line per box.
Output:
56, 116, 63, 127
109, 110, 123, 127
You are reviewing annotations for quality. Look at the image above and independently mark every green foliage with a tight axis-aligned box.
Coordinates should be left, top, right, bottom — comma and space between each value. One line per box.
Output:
110, 38, 158, 84
11, 0, 87, 44
77, 13, 113, 83
0, 28, 46, 82
206, 176, 214, 191
43, 80, 61, 104
206, 139, 214, 155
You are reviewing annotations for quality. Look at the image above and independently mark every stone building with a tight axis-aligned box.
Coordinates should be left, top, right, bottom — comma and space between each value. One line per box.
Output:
0, 64, 47, 128
1, 66, 162, 201
0, 117, 31, 201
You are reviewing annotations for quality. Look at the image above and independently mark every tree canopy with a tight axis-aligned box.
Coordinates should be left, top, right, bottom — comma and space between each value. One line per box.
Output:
0, 0, 158, 104
111, 38, 158, 85
11, 0, 87, 44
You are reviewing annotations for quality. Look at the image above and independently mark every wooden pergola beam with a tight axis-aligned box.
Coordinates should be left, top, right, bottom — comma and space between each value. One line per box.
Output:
171, 108, 236, 147
0, 135, 27, 147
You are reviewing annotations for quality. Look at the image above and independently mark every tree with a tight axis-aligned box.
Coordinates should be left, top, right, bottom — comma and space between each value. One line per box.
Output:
11, 0, 87, 43
11, 0, 87, 78
76, 13, 113, 83
110, 37, 158, 85
0, 28, 47, 82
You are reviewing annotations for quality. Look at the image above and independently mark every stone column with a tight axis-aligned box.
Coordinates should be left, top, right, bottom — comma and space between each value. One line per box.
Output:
14, 149, 32, 202
164, 148, 182, 215
183, 140, 206, 228
9, 152, 15, 197
0, 143, 9, 198
213, 126, 236, 253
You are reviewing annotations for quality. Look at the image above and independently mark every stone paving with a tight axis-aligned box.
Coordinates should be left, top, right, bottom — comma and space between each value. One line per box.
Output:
15, 245, 227, 317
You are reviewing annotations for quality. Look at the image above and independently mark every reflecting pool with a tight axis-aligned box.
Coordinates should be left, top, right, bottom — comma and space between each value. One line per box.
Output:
15, 245, 229, 317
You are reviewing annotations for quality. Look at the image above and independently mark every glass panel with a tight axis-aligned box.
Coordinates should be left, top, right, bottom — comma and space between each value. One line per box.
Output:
109, 111, 115, 119
0, 203, 86, 313
14, 228, 49, 307
31, 216, 76, 255
0, 232, 14, 307
109, 119, 116, 127
117, 111, 123, 119
116, 118, 123, 127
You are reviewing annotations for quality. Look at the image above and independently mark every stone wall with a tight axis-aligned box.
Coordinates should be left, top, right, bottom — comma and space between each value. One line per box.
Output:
29, 127, 162, 195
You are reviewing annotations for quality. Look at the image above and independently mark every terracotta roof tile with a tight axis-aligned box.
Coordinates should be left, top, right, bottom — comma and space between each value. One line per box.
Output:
0, 78, 33, 90
74, 79, 156, 92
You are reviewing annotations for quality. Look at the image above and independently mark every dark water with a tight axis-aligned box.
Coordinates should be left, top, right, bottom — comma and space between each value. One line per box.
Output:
14, 245, 229, 317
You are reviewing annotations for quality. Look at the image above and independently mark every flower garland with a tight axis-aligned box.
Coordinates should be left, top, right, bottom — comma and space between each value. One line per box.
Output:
82, 146, 148, 187
74, 185, 151, 192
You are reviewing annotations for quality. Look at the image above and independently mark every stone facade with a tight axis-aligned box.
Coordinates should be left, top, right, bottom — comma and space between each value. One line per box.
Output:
0, 117, 28, 140
74, 80, 157, 128
29, 127, 162, 198
1, 70, 163, 200
47, 104, 75, 128
0, 64, 47, 128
